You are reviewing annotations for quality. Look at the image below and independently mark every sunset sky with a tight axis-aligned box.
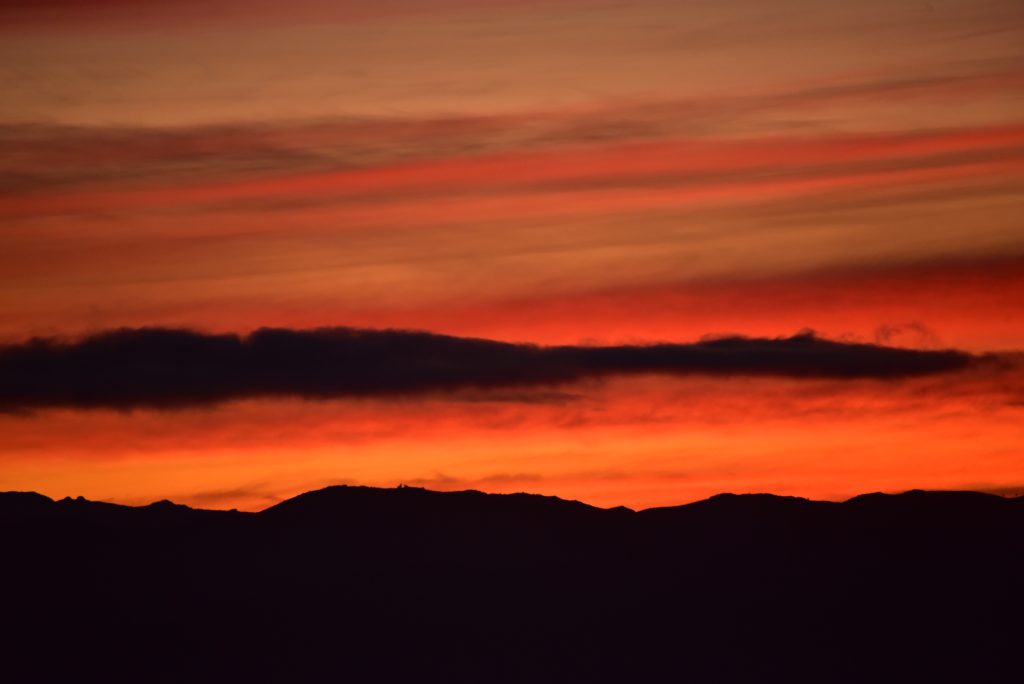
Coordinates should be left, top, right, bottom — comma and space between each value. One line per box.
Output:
1, 0, 1022, 510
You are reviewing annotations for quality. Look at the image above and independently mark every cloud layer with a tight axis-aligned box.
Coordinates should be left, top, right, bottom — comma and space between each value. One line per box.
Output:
0, 327, 978, 411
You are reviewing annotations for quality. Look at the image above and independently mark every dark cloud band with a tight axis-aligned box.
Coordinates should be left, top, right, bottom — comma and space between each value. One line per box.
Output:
0, 327, 977, 411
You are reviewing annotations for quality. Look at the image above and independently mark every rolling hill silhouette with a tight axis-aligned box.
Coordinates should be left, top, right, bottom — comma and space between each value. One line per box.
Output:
2, 485, 1022, 683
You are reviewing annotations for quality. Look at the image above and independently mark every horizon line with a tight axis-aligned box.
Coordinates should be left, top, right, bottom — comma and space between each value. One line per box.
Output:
5, 482, 1023, 515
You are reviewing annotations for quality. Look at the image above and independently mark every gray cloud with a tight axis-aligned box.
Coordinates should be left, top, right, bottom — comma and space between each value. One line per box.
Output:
0, 326, 982, 412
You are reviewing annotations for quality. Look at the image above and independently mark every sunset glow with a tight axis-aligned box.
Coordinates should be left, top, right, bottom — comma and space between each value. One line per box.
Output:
2, 0, 1022, 510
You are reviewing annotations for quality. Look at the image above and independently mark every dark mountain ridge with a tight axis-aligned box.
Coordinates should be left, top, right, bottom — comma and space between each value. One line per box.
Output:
3, 485, 1022, 683
6, 483, 1020, 520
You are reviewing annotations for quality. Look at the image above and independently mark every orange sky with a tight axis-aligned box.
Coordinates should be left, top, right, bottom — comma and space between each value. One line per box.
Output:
1, 0, 1022, 509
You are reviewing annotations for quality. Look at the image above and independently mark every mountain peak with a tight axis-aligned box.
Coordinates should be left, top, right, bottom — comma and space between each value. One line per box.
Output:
259, 484, 603, 522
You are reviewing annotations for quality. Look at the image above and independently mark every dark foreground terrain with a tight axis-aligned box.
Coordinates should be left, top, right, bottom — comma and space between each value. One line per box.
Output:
2, 485, 1022, 682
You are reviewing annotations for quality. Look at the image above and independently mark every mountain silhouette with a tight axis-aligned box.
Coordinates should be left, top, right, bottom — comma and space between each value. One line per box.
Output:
2, 485, 1021, 683
262, 483, 605, 521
